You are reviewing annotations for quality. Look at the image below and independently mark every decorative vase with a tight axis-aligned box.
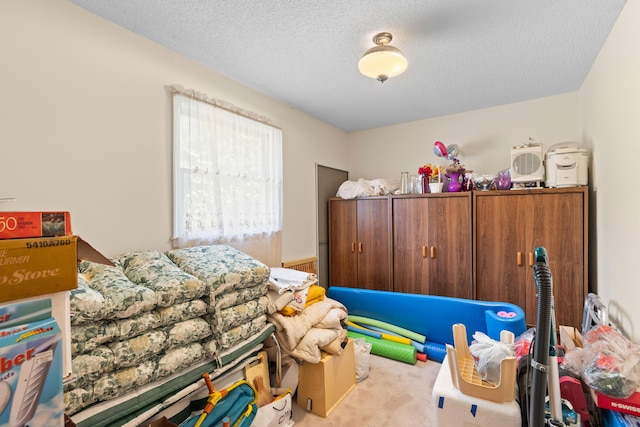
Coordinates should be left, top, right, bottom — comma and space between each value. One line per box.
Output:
461, 174, 474, 191
448, 173, 462, 192
421, 174, 429, 193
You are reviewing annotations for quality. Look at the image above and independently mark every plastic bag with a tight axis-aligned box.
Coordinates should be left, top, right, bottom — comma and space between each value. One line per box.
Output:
353, 338, 373, 382
253, 392, 294, 427
564, 324, 640, 398
514, 327, 535, 362
468, 331, 515, 385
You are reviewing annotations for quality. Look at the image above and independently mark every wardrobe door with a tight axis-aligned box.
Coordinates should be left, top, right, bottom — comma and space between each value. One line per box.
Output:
427, 194, 473, 299
356, 198, 392, 291
475, 192, 528, 312
393, 197, 430, 294
328, 199, 357, 287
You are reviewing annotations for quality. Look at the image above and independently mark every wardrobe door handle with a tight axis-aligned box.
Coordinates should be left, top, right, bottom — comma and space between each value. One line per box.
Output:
529, 252, 534, 267
422, 246, 427, 258
358, 242, 363, 253
351, 242, 356, 253
431, 246, 436, 259
517, 251, 523, 266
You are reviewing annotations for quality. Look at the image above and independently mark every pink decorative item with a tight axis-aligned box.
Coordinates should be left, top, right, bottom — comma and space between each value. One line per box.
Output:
448, 173, 462, 192
433, 141, 448, 158
496, 169, 512, 190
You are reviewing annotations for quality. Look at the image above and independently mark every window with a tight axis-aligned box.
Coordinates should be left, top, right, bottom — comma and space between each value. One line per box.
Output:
171, 88, 283, 266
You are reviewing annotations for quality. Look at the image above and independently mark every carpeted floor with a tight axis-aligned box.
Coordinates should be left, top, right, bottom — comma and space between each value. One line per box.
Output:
291, 353, 442, 426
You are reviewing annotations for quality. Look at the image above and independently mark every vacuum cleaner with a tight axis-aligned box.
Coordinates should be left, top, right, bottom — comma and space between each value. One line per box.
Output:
529, 246, 565, 427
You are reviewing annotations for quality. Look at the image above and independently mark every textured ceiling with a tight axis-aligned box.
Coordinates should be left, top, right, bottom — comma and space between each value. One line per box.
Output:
69, 0, 626, 132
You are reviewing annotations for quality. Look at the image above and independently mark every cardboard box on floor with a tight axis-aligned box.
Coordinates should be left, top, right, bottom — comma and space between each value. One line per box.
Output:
297, 338, 356, 418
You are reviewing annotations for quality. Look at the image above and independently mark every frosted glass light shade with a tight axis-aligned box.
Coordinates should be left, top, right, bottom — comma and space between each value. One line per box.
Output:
358, 45, 408, 82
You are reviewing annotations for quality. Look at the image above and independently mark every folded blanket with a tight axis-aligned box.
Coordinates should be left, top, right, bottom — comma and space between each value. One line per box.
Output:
65, 340, 209, 415
71, 346, 116, 384
156, 299, 208, 326
208, 296, 268, 333
156, 342, 207, 379
292, 328, 348, 362
163, 317, 212, 350
165, 245, 270, 297
113, 311, 161, 341
210, 282, 269, 312
71, 320, 118, 346
71, 321, 119, 355
70, 274, 106, 325
109, 330, 167, 369
92, 360, 157, 402
279, 285, 325, 316
268, 297, 348, 363
78, 260, 156, 319
64, 386, 96, 416
268, 267, 317, 294
320, 330, 349, 356
218, 314, 267, 349
270, 267, 310, 281
115, 250, 208, 307
266, 289, 294, 314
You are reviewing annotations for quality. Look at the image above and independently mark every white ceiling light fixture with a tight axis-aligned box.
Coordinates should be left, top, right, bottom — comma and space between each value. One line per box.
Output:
358, 32, 408, 83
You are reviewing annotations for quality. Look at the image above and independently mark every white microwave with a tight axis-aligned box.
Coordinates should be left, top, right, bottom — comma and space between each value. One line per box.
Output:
511, 142, 544, 183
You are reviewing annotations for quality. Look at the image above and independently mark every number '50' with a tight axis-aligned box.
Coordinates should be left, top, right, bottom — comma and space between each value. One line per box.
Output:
0, 216, 18, 232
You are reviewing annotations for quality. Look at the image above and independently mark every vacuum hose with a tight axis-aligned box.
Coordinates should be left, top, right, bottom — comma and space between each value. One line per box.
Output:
529, 247, 554, 427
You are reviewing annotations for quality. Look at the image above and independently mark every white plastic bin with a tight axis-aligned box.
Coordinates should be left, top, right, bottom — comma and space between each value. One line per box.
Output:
432, 354, 521, 427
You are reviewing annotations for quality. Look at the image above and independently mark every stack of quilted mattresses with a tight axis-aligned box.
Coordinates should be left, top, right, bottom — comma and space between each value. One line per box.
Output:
64, 245, 271, 420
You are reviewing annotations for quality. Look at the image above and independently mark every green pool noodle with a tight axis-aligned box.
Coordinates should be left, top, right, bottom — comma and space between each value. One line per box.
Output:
348, 331, 417, 365
348, 315, 426, 344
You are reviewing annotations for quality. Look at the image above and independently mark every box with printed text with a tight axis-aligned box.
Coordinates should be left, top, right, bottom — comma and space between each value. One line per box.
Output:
0, 317, 64, 426
0, 235, 78, 303
0, 212, 72, 240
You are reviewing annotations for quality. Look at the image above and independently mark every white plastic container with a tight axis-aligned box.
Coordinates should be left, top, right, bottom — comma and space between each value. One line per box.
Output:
432, 354, 521, 427
545, 143, 590, 188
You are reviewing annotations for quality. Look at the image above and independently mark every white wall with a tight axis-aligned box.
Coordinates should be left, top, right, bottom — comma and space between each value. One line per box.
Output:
581, 1, 640, 341
346, 93, 581, 182
0, 0, 348, 263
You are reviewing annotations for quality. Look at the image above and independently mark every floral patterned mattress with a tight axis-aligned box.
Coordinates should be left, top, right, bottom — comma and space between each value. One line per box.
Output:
65, 246, 271, 417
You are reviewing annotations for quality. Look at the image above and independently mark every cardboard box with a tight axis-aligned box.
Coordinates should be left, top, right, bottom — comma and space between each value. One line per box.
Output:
297, 338, 356, 417
559, 325, 583, 350
593, 389, 640, 417
0, 235, 78, 303
0, 317, 64, 426
1, 294, 74, 380
0, 211, 72, 239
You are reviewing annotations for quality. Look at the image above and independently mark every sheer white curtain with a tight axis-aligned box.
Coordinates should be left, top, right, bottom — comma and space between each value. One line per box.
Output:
172, 92, 283, 266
